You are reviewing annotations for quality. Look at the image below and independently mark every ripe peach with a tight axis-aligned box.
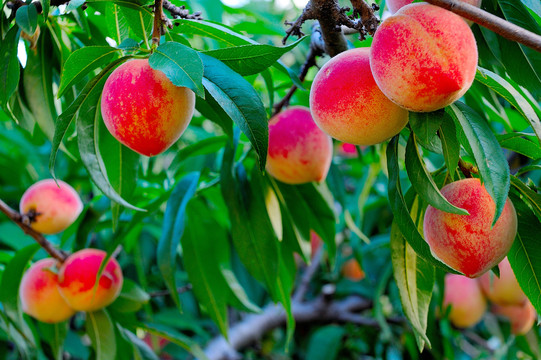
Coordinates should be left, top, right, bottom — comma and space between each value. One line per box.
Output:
19, 258, 76, 323
387, 0, 482, 15
370, 3, 478, 112
493, 301, 537, 335
57, 249, 123, 312
100, 58, 195, 156
310, 47, 408, 145
266, 106, 333, 184
19, 179, 83, 234
480, 257, 527, 306
443, 274, 487, 328
342, 258, 365, 281
423, 178, 517, 278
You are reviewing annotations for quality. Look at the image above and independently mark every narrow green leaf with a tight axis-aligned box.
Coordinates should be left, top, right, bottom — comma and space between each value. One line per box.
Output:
38, 321, 68, 360
203, 37, 306, 76
305, 326, 346, 360
447, 102, 510, 225
439, 119, 460, 180
105, 3, 129, 46
386, 136, 459, 273
117, 326, 159, 360
201, 54, 268, 170
476, 67, 541, 143
173, 19, 256, 46
15, 4, 38, 35
408, 111, 445, 153
220, 265, 261, 313
0, 26, 20, 110
57, 46, 120, 98
497, 132, 541, 159
87, 310, 116, 360
149, 42, 204, 97
510, 175, 541, 222
119, 5, 154, 43
109, 279, 150, 313
141, 323, 209, 360
405, 132, 468, 215
157, 172, 200, 309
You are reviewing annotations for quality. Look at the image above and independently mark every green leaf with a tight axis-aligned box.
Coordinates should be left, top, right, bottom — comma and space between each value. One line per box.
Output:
405, 132, 468, 215
220, 264, 261, 313
203, 37, 306, 76
476, 67, 541, 144
201, 54, 268, 170
15, 4, 38, 35
57, 46, 120, 98
173, 19, 256, 46
117, 326, 159, 360
119, 5, 153, 43
305, 325, 346, 360
497, 132, 541, 160
170, 136, 228, 176
408, 111, 445, 153
157, 172, 200, 309
149, 42, 204, 97
105, 3, 130, 45
38, 322, 68, 360
87, 310, 116, 360
109, 279, 150, 313
439, 119, 460, 180
0, 26, 20, 110
510, 175, 541, 222
507, 194, 541, 316
447, 102, 510, 225
386, 135, 458, 273
181, 200, 229, 336
141, 323, 209, 360
390, 201, 434, 351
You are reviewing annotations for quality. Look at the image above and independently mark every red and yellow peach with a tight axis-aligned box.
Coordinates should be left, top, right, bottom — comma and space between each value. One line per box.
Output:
20, 258, 76, 323
480, 257, 527, 306
19, 179, 83, 235
266, 106, 333, 184
57, 249, 123, 312
370, 3, 478, 112
443, 274, 487, 328
100, 59, 195, 156
386, 0, 482, 15
310, 47, 408, 145
493, 301, 537, 335
423, 178, 517, 278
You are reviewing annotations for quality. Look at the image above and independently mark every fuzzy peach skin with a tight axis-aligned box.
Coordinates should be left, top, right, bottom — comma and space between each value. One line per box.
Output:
370, 3, 478, 112
423, 178, 517, 278
20, 258, 76, 323
493, 301, 537, 335
100, 58, 195, 157
266, 106, 333, 184
443, 274, 487, 328
310, 47, 408, 145
20, 179, 83, 234
57, 249, 123, 312
387, 0, 482, 15
480, 257, 527, 306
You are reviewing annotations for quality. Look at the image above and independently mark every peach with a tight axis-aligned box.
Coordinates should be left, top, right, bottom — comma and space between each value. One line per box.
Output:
493, 301, 537, 335
480, 257, 527, 306
310, 230, 323, 258
57, 249, 123, 312
387, 0, 482, 15
19, 179, 83, 234
342, 258, 365, 281
443, 274, 487, 328
266, 106, 333, 184
423, 178, 517, 278
370, 3, 478, 112
19, 258, 76, 323
100, 58, 195, 156
310, 47, 408, 145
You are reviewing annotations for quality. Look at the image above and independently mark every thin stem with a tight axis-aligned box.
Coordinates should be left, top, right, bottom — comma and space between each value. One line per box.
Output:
0, 199, 68, 262
152, 0, 164, 46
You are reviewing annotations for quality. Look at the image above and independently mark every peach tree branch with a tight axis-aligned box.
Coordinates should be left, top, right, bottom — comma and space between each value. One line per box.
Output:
0, 199, 68, 262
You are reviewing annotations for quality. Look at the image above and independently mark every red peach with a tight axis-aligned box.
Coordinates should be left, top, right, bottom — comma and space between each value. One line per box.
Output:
57, 249, 123, 312
100, 59, 195, 156
370, 3, 478, 112
310, 47, 408, 145
266, 106, 333, 184
423, 178, 517, 278
19, 179, 83, 234
493, 301, 537, 335
480, 257, 527, 306
20, 258, 76, 323
443, 274, 487, 328
387, 0, 482, 15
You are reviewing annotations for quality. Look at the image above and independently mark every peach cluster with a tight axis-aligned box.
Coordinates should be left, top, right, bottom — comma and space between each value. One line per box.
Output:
20, 249, 123, 323
101, 59, 195, 157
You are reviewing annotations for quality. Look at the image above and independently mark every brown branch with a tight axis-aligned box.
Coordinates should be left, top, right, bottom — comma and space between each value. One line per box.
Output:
0, 199, 68, 263
149, 284, 192, 298
424, 0, 541, 53
163, 1, 202, 20
152, 0, 164, 46
458, 158, 479, 178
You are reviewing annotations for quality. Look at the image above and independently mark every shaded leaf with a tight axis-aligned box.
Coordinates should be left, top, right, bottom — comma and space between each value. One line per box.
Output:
305, 326, 346, 360
15, 4, 38, 35
87, 310, 116, 360
0, 26, 20, 110
439, 119, 460, 180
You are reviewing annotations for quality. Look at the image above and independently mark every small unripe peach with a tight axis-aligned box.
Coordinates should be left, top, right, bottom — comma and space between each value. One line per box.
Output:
370, 3, 478, 112
100, 59, 195, 156
443, 274, 487, 328
20, 258, 76, 323
266, 106, 333, 184
57, 249, 123, 312
480, 257, 527, 306
20, 179, 83, 234
493, 301, 537, 335
423, 178, 517, 278
310, 47, 408, 145
342, 259, 365, 281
